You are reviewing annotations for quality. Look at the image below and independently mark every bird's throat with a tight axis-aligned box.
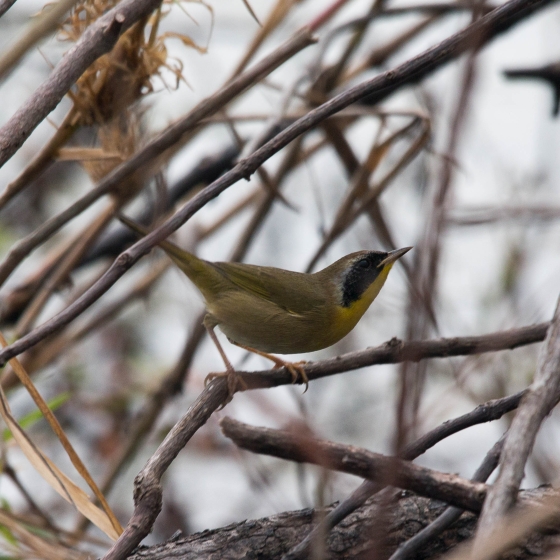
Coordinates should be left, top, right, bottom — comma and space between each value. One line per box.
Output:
334, 264, 392, 337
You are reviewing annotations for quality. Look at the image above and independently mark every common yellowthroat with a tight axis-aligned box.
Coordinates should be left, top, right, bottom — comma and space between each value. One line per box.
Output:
120, 215, 411, 393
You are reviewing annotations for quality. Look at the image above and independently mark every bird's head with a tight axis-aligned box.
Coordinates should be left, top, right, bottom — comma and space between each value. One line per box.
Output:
324, 247, 412, 309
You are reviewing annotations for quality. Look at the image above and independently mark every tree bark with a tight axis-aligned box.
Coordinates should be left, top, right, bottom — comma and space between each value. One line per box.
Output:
127, 488, 554, 560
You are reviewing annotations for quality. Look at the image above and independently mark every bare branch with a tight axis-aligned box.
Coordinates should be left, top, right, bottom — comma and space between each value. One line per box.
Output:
220, 417, 488, 513
475, 295, 560, 546
389, 435, 505, 560
237, 323, 548, 389
0, 0, 79, 80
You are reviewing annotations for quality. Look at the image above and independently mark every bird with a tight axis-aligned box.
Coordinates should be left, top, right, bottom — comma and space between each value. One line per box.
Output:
119, 215, 411, 396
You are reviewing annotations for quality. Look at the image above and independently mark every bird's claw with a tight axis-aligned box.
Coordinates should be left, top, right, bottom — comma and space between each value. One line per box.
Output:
271, 360, 309, 392
204, 370, 247, 407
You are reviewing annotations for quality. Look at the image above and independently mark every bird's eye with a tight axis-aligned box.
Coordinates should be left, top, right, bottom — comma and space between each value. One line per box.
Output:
357, 259, 370, 269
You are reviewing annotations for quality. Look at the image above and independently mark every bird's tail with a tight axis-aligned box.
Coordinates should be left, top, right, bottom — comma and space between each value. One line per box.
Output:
118, 214, 208, 279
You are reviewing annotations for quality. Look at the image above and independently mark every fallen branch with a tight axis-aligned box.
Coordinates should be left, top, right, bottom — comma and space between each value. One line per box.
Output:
220, 417, 489, 512
128, 489, 550, 560
126, 490, 554, 560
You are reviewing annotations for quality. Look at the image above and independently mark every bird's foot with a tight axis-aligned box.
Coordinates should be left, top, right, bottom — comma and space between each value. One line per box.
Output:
204, 370, 247, 406
270, 358, 309, 392
226, 340, 310, 393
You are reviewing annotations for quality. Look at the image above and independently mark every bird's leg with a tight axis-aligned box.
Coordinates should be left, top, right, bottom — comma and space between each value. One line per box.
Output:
203, 316, 246, 400
230, 341, 309, 393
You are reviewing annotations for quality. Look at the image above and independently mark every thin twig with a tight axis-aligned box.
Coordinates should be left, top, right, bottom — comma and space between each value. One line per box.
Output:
14, 204, 117, 336
447, 205, 560, 225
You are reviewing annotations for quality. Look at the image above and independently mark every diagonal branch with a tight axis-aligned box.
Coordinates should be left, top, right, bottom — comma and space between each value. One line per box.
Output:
474, 294, 560, 547
0, 0, 163, 167
220, 417, 487, 513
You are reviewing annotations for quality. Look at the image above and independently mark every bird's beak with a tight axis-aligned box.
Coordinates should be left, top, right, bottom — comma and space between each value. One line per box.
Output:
378, 247, 413, 268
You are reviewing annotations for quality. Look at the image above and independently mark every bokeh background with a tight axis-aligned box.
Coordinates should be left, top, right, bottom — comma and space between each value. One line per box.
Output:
0, 0, 559, 556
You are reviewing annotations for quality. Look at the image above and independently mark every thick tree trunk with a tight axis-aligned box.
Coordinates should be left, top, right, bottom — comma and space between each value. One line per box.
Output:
128, 489, 553, 559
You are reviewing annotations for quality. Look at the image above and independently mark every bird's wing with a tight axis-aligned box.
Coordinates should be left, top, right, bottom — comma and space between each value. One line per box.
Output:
210, 261, 322, 314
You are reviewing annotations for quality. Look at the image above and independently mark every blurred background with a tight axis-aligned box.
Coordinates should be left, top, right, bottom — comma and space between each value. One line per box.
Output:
0, 0, 559, 556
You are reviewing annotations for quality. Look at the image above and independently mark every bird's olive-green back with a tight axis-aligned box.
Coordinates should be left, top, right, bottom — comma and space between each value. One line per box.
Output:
209, 261, 333, 313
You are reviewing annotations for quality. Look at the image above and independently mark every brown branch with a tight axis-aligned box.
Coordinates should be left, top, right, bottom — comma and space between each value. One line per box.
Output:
389, 435, 505, 560
379, 2, 498, 15
283, 393, 522, 560
220, 417, 487, 513
237, 323, 548, 389
0, 0, 553, 368
475, 295, 560, 546
0, 0, 79, 80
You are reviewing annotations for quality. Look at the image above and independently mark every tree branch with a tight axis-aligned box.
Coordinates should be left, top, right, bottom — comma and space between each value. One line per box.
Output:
237, 323, 548, 389
474, 295, 560, 546
0, 0, 166, 167
221, 417, 490, 513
